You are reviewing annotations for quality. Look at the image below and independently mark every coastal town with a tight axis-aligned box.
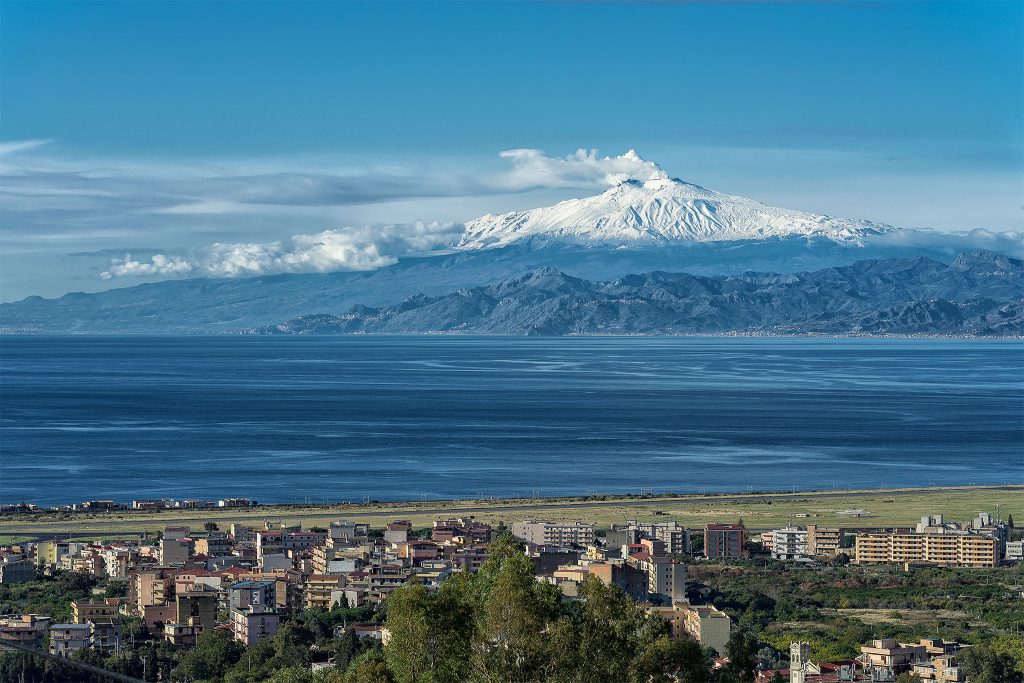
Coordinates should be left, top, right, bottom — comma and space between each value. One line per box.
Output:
0, 499, 1021, 683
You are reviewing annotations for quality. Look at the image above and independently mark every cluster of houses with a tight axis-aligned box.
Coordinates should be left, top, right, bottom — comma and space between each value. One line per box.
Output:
755, 638, 972, 682
751, 512, 1015, 568
0, 516, 737, 658
0, 498, 256, 514
1, 516, 497, 653
0, 509, 1016, 677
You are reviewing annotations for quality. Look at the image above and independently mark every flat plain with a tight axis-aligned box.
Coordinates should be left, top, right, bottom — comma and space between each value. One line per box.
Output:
2, 485, 1021, 543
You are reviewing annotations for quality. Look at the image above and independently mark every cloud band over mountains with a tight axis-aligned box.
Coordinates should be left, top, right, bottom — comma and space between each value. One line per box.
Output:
2, 141, 1021, 285
99, 221, 465, 279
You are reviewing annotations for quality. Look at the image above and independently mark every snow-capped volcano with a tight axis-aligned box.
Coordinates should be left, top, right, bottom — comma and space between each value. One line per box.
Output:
459, 175, 896, 249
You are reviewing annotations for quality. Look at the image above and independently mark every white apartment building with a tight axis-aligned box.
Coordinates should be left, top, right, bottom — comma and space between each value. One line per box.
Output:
772, 526, 809, 561
511, 520, 595, 547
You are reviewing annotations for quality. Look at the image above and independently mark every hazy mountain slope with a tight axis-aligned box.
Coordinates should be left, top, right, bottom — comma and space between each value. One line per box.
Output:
2, 238, 972, 334
1, 174, 1014, 334
258, 252, 1024, 337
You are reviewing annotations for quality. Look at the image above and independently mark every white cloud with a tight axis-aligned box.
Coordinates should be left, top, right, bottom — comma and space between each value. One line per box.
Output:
497, 148, 667, 189
0, 139, 53, 156
866, 228, 1024, 258
100, 254, 195, 279
99, 221, 464, 279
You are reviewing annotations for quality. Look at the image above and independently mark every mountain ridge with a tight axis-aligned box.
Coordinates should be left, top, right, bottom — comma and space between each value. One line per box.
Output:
255, 252, 1024, 337
2, 175, 1017, 334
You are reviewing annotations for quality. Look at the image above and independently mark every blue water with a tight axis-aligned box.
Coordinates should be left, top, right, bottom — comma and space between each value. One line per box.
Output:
1, 336, 1021, 506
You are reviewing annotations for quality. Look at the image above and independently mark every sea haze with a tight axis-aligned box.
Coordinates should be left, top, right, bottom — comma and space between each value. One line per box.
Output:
0, 336, 1021, 506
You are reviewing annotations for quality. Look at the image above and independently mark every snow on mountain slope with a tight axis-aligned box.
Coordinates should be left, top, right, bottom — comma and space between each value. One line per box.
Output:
459, 175, 897, 249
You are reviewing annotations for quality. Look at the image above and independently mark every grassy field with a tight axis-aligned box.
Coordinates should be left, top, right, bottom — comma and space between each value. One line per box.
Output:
1, 485, 1020, 544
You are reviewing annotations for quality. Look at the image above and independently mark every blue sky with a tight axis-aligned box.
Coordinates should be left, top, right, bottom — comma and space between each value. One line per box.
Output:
1, 1, 1021, 300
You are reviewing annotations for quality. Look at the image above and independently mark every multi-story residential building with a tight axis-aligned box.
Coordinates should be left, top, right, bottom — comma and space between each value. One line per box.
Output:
132, 500, 172, 510
613, 521, 691, 556
854, 531, 999, 567
72, 598, 120, 624
771, 526, 809, 561
136, 569, 174, 612
511, 520, 595, 547
229, 580, 277, 611
194, 536, 233, 558
49, 623, 91, 656
236, 571, 302, 615
304, 575, 344, 609
174, 586, 218, 632
583, 561, 648, 602
367, 565, 411, 601
643, 556, 687, 603
806, 525, 844, 558
384, 521, 413, 544
911, 654, 965, 682
255, 529, 286, 561
260, 553, 293, 572
0, 555, 35, 584
1006, 540, 1023, 562
328, 521, 370, 546
645, 602, 730, 654
164, 621, 204, 647
163, 526, 191, 541
704, 523, 747, 559
35, 541, 70, 569
0, 615, 51, 649
61, 553, 106, 577
281, 531, 327, 552
452, 545, 488, 572
399, 541, 441, 567
160, 538, 192, 566
230, 524, 256, 543
860, 638, 963, 679
88, 619, 121, 653
680, 603, 731, 655
311, 545, 364, 575
413, 559, 453, 589
231, 607, 280, 646
864, 638, 929, 675
431, 518, 492, 544
99, 547, 136, 580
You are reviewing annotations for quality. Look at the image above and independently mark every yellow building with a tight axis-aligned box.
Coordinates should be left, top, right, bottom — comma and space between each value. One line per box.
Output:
304, 574, 344, 609
854, 532, 998, 567
72, 598, 120, 624
644, 602, 731, 655
806, 525, 844, 557
680, 603, 731, 655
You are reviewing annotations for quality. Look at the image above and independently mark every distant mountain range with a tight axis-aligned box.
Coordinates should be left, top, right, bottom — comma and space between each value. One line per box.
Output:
2, 175, 1019, 334
257, 252, 1023, 337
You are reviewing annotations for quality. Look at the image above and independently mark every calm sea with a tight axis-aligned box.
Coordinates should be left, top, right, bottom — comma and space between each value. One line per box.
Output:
1, 336, 1021, 506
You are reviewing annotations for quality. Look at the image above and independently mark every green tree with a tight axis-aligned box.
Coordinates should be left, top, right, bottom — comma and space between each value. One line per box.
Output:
172, 629, 245, 681
382, 583, 432, 683
633, 635, 711, 683
723, 629, 759, 683
959, 645, 1024, 683
266, 665, 316, 683
382, 579, 474, 683
345, 650, 393, 683
472, 546, 559, 683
